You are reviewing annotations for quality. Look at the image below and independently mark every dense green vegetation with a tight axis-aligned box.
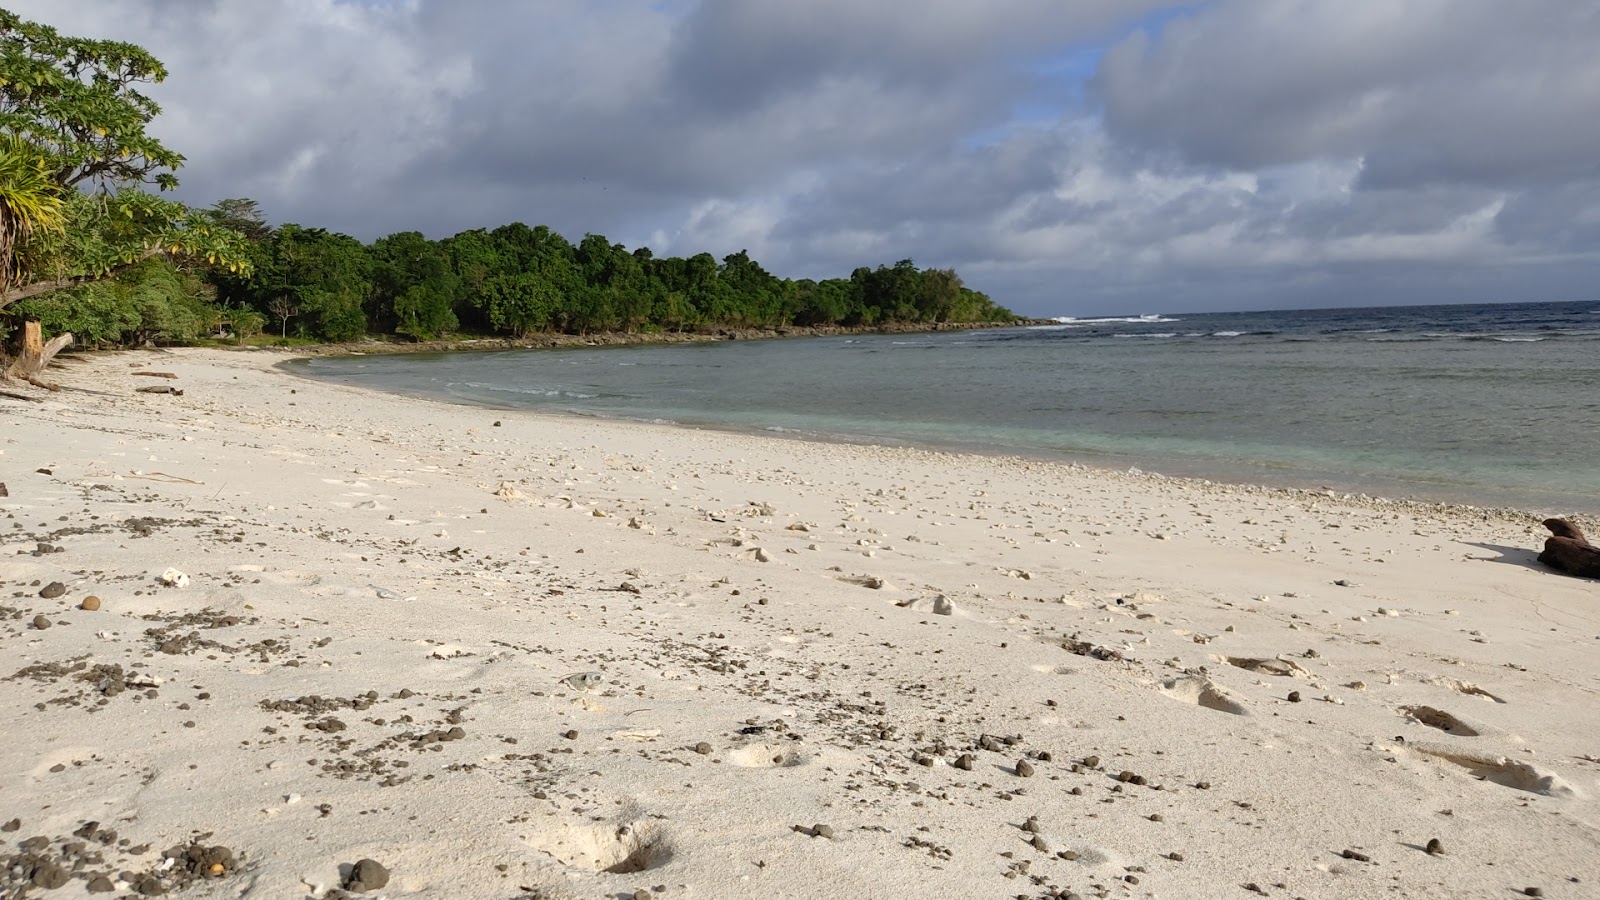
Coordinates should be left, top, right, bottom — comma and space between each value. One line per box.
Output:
1, 9, 1014, 354
200, 215, 1016, 343
0, 10, 250, 321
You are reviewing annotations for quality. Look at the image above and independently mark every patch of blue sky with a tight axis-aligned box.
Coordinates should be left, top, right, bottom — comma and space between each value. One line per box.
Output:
962, 2, 1209, 150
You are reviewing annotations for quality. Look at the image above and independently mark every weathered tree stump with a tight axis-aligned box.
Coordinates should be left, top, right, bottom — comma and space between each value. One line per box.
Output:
4, 320, 74, 386
1538, 517, 1600, 578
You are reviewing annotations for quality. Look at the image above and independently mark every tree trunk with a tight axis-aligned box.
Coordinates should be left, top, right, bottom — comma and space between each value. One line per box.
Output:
4, 320, 73, 385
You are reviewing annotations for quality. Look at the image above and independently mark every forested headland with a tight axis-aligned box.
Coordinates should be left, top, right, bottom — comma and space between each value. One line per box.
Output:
0, 9, 1015, 369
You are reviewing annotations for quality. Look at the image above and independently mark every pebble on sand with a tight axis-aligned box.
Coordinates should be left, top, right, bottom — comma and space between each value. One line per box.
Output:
39, 581, 66, 599
1425, 837, 1444, 856
32, 614, 51, 630
81, 595, 102, 611
344, 858, 390, 893
1014, 760, 1035, 777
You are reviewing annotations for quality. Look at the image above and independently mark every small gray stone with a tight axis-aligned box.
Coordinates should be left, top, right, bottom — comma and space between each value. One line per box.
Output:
812, 824, 834, 839
32, 614, 51, 630
345, 858, 390, 892
693, 741, 713, 755
1014, 760, 1034, 777
39, 581, 66, 599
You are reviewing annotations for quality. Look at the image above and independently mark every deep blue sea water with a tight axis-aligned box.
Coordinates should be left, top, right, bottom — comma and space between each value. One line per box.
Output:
287, 300, 1600, 513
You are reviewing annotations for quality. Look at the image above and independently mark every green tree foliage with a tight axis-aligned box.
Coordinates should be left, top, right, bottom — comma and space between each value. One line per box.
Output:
0, 131, 63, 295
0, 9, 250, 315
254, 224, 370, 341
11, 257, 218, 347
213, 220, 1016, 342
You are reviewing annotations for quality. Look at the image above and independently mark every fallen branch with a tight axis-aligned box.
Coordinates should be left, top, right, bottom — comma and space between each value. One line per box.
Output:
131, 371, 178, 379
135, 385, 184, 396
125, 471, 205, 485
0, 390, 42, 402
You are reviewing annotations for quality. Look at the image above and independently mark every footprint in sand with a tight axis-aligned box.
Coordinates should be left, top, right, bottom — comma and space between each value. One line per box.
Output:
1423, 675, 1505, 704
525, 816, 674, 874
1159, 676, 1250, 715
727, 743, 810, 768
1403, 742, 1576, 798
1220, 656, 1310, 678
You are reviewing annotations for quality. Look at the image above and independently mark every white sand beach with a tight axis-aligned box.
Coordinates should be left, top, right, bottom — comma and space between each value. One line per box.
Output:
2, 348, 1596, 900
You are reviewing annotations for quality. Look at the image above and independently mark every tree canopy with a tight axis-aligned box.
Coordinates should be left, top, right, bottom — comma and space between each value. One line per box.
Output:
219, 221, 1017, 342
0, 8, 249, 314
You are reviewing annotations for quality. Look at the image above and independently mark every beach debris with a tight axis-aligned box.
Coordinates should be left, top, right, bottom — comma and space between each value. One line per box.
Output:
1061, 638, 1124, 662
494, 481, 525, 500
562, 671, 604, 692
896, 594, 954, 615
836, 574, 892, 590
1425, 837, 1444, 855
344, 858, 389, 893
158, 568, 190, 588
135, 384, 184, 395
38, 581, 65, 599
1537, 517, 1600, 578
130, 371, 178, 379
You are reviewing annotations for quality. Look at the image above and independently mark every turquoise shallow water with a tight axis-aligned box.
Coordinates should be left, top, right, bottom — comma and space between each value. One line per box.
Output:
288, 300, 1600, 514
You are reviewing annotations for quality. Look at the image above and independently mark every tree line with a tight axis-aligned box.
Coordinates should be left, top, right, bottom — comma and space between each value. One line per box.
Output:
0, 8, 1015, 357
194, 209, 1015, 343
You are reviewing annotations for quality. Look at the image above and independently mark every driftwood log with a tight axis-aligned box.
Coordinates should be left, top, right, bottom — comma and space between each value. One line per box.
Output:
1539, 518, 1600, 578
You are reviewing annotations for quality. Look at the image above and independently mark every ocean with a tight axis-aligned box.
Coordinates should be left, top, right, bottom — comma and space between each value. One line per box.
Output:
287, 300, 1600, 514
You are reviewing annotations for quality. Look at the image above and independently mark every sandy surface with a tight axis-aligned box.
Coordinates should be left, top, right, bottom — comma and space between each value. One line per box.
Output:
2, 347, 1597, 900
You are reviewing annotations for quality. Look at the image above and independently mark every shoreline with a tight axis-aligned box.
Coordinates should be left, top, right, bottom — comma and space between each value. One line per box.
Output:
279, 346, 1588, 523
3, 347, 1596, 900
273, 318, 1038, 358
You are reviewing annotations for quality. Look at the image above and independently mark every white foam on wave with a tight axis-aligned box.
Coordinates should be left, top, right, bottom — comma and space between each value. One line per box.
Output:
1050, 314, 1180, 325
462, 381, 598, 400
1114, 332, 1178, 339
1212, 331, 1244, 337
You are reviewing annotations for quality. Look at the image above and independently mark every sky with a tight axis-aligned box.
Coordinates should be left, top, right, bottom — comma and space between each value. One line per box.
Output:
11, 0, 1600, 316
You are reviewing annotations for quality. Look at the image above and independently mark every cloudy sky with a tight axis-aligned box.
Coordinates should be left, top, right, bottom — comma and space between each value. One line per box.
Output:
12, 1, 1600, 315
